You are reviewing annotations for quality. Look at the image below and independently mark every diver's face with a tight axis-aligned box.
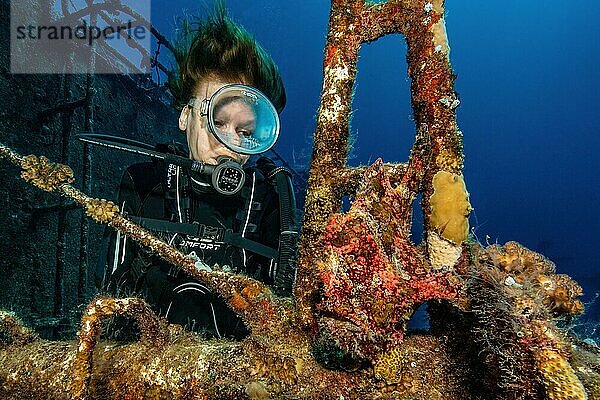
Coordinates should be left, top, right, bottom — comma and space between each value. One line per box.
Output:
179, 79, 251, 166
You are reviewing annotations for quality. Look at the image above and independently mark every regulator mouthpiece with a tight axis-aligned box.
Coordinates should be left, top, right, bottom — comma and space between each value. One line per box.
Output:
208, 157, 245, 196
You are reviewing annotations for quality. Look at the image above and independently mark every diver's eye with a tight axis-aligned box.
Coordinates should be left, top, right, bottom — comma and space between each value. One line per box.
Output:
237, 129, 253, 137
214, 120, 225, 129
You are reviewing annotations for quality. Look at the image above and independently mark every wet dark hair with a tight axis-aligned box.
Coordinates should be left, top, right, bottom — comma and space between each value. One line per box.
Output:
168, 3, 286, 113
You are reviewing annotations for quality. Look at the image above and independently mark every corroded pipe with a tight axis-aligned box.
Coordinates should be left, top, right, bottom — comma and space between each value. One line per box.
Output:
0, 334, 465, 399
69, 297, 170, 400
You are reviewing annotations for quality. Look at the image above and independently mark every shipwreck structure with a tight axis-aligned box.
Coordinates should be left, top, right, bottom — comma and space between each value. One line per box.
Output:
0, 0, 598, 399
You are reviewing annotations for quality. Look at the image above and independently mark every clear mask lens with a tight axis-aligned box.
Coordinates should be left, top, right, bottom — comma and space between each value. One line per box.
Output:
206, 85, 279, 155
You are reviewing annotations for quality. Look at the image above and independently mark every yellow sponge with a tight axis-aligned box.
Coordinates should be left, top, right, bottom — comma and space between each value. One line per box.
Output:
429, 171, 472, 244
534, 348, 588, 400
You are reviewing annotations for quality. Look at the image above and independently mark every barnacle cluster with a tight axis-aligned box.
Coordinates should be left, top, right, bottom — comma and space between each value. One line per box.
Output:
373, 345, 405, 384
0, 311, 38, 346
247, 346, 301, 386
85, 198, 119, 223
20, 155, 74, 192
371, 335, 471, 398
486, 241, 584, 316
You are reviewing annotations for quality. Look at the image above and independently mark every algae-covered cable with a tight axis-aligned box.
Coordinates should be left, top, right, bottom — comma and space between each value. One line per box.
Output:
0, 142, 283, 333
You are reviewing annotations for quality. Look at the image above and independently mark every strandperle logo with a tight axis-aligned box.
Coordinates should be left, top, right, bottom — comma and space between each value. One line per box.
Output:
15, 20, 147, 47
10, 0, 151, 74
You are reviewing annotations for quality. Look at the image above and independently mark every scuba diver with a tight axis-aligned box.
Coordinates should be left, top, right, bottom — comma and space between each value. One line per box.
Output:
96, 6, 298, 339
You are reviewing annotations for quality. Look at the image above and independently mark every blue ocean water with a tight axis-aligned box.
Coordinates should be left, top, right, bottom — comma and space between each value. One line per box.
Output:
150, 1, 600, 321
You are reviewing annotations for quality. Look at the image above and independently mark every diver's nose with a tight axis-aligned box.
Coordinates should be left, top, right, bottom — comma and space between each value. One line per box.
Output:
224, 125, 243, 146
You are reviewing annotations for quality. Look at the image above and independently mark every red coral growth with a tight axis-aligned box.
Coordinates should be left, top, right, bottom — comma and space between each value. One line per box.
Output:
317, 161, 460, 358
326, 45, 339, 65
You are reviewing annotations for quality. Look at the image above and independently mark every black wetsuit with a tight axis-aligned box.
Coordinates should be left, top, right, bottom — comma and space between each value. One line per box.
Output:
98, 157, 283, 339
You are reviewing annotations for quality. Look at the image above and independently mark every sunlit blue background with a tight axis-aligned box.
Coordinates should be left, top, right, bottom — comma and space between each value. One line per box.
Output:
150, 1, 600, 321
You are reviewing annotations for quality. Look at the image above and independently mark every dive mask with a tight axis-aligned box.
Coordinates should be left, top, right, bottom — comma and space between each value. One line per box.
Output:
187, 84, 280, 155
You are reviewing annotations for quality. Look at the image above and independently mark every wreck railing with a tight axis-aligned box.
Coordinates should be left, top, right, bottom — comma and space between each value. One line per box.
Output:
296, 0, 467, 328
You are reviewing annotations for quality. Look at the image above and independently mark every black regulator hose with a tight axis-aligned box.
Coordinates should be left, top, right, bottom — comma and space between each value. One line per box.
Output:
257, 157, 299, 296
